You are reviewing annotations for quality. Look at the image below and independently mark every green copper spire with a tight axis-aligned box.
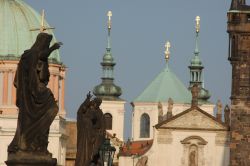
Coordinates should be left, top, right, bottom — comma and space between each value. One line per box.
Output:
191, 16, 202, 68
93, 11, 122, 101
188, 16, 210, 103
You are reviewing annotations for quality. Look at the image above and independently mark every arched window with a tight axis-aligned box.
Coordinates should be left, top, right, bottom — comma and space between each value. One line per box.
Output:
104, 113, 112, 130
140, 113, 150, 138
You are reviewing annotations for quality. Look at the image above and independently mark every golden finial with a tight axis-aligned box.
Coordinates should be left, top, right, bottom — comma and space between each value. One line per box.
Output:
195, 16, 200, 33
164, 41, 171, 62
30, 9, 55, 32
107, 11, 112, 29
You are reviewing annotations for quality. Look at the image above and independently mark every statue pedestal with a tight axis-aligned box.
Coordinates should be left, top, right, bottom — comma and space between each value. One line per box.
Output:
5, 151, 57, 166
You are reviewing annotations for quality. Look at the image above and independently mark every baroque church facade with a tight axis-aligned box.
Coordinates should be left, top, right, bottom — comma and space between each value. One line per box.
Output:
118, 15, 230, 166
0, 0, 250, 166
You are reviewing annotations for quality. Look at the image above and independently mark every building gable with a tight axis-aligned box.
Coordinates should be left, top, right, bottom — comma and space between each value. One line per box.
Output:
156, 107, 227, 131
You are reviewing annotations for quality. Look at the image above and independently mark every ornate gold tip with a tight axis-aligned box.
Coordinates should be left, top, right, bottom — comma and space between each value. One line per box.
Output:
195, 16, 200, 33
107, 11, 112, 29
40, 9, 45, 32
164, 41, 171, 61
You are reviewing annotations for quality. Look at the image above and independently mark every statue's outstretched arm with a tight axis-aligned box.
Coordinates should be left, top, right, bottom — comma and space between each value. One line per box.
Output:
38, 42, 62, 60
48, 42, 62, 55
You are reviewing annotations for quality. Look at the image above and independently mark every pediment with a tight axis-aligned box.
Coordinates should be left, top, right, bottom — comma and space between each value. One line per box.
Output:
157, 108, 227, 130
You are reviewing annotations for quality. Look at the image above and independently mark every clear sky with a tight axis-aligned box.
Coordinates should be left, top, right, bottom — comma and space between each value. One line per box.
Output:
25, 0, 237, 139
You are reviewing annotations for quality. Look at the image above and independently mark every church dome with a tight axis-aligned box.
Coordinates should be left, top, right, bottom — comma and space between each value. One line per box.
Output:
198, 88, 211, 102
93, 79, 122, 100
103, 48, 114, 64
134, 66, 192, 103
190, 55, 202, 67
0, 0, 60, 63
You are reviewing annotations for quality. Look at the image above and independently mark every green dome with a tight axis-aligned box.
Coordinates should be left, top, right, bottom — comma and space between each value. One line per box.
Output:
103, 48, 114, 64
199, 88, 211, 102
134, 66, 192, 103
93, 79, 122, 101
0, 0, 60, 63
190, 55, 202, 67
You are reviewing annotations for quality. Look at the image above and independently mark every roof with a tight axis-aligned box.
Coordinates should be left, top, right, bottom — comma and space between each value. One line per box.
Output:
155, 106, 228, 131
118, 140, 153, 157
0, 0, 60, 63
134, 66, 191, 103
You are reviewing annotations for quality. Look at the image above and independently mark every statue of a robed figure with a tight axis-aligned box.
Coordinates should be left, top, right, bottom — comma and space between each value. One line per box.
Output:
6, 33, 61, 166
75, 92, 105, 166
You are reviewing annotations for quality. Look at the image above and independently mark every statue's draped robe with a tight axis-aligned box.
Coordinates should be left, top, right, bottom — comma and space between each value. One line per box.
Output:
76, 100, 93, 166
8, 33, 58, 153
75, 98, 105, 166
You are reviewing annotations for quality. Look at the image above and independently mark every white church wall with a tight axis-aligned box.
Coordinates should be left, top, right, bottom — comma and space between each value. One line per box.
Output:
144, 130, 229, 166
100, 100, 126, 141
0, 115, 66, 166
121, 128, 229, 166
132, 102, 158, 141
119, 155, 137, 166
199, 104, 215, 115
132, 102, 215, 141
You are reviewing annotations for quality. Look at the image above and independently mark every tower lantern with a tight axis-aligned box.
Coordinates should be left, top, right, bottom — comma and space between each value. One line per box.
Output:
188, 16, 210, 103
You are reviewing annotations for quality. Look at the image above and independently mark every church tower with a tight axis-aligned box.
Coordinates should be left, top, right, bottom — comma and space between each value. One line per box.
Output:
188, 16, 210, 103
228, 0, 250, 165
93, 11, 125, 141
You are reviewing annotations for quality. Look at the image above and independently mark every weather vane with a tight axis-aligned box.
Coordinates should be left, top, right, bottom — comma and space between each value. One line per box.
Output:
164, 41, 171, 62
107, 11, 112, 29
30, 9, 55, 32
195, 16, 200, 33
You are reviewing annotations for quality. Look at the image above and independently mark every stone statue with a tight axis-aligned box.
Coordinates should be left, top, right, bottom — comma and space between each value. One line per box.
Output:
158, 102, 163, 122
75, 92, 105, 166
224, 105, 230, 125
216, 100, 223, 121
217, 100, 223, 114
189, 150, 197, 166
167, 98, 173, 119
6, 33, 61, 166
136, 156, 148, 166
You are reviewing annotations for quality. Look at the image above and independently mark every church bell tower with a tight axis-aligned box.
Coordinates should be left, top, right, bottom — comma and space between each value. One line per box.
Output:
228, 0, 250, 165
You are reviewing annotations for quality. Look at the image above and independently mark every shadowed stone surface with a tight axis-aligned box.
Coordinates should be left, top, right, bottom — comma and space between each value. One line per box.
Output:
228, 0, 250, 165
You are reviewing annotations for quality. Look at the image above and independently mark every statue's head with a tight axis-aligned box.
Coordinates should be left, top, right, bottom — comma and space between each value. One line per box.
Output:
32, 33, 53, 50
92, 97, 102, 108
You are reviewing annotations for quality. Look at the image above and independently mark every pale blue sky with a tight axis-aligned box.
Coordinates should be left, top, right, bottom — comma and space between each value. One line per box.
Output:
25, 0, 236, 139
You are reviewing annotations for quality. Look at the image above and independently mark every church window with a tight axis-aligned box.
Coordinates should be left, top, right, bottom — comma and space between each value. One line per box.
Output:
104, 113, 112, 130
140, 113, 150, 138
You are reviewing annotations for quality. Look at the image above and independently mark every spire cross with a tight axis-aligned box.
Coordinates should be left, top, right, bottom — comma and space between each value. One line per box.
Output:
194, 16, 200, 54
30, 9, 55, 32
164, 41, 171, 62
107, 11, 112, 29
106, 11, 113, 49
195, 16, 200, 33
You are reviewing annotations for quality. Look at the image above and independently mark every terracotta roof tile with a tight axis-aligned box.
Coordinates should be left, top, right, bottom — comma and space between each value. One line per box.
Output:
118, 140, 153, 157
